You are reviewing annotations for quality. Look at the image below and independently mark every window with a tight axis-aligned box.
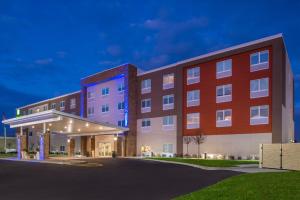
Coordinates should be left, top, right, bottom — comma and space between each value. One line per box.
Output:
163, 73, 174, 89
70, 98, 76, 109
51, 103, 56, 109
141, 119, 151, 132
141, 79, 151, 94
60, 101, 65, 110
43, 105, 48, 111
216, 84, 232, 103
87, 91, 95, 99
250, 78, 269, 98
216, 59, 232, 79
186, 113, 200, 129
118, 120, 126, 127
250, 50, 269, 72
187, 67, 200, 85
250, 105, 269, 125
163, 144, 173, 153
101, 104, 109, 113
163, 94, 174, 110
118, 102, 125, 110
60, 146, 65, 152
117, 82, 125, 92
162, 116, 175, 130
101, 87, 109, 96
87, 107, 94, 115
187, 90, 200, 107
216, 109, 232, 127
141, 98, 151, 113
29, 109, 33, 114
163, 116, 174, 126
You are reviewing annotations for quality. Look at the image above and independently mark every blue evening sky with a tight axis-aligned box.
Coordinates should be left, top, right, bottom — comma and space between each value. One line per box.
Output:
0, 0, 299, 139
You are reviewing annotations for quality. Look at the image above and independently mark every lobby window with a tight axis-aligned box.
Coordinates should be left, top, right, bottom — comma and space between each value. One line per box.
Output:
162, 116, 175, 131
187, 67, 200, 85
163, 144, 173, 153
216, 84, 232, 103
101, 104, 109, 113
162, 94, 174, 110
118, 120, 126, 127
216, 59, 232, 79
51, 103, 56, 109
117, 82, 125, 92
250, 78, 269, 99
250, 105, 269, 125
187, 90, 200, 107
70, 98, 76, 109
118, 101, 125, 110
101, 87, 110, 96
141, 79, 151, 94
87, 107, 94, 116
186, 113, 200, 129
216, 109, 232, 127
141, 98, 151, 113
250, 50, 269, 72
163, 73, 175, 90
87, 91, 95, 99
60, 146, 65, 152
60, 101, 65, 111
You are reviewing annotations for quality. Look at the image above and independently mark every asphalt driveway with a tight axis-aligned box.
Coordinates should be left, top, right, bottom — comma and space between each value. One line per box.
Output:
0, 158, 241, 200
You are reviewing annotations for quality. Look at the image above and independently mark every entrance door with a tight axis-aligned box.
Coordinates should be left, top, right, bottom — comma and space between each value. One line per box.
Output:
98, 142, 112, 157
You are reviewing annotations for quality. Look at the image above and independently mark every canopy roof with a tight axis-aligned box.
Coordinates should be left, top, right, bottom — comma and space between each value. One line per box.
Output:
2, 110, 128, 136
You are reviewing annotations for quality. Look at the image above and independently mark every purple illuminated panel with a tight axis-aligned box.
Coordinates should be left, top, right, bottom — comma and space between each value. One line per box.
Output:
39, 135, 44, 160
17, 137, 21, 160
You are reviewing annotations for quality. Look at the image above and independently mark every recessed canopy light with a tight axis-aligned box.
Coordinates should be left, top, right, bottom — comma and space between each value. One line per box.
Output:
47, 128, 50, 131
64, 126, 67, 129
99, 126, 103, 130
60, 130, 63, 133
77, 129, 81, 132
69, 120, 73, 124
85, 123, 89, 127
32, 126, 35, 129
49, 123, 52, 127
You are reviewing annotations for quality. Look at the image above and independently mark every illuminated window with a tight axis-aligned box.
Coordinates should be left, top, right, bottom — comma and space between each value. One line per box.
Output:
51, 103, 56, 109
117, 82, 125, 92
87, 107, 94, 115
216, 109, 232, 127
162, 94, 174, 110
163, 144, 173, 153
60, 101, 65, 111
101, 87, 110, 96
70, 98, 76, 109
87, 91, 95, 99
163, 73, 174, 89
186, 113, 200, 129
118, 102, 125, 110
141, 98, 151, 113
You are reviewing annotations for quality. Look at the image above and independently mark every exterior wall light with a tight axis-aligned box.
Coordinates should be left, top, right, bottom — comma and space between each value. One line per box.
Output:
113, 136, 117, 141
32, 125, 35, 129
67, 139, 71, 143
85, 123, 89, 127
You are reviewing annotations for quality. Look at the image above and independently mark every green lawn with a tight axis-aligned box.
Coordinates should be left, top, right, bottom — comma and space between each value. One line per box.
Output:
147, 157, 258, 167
175, 172, 300, 200
0, 152, 17, 158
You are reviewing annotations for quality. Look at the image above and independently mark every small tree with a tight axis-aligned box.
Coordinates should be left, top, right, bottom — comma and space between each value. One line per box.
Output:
192, 134, 205, 158
183, 136, 192, 156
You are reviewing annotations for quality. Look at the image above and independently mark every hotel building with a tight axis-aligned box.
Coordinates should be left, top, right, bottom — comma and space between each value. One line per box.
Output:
3, 34, 294, 159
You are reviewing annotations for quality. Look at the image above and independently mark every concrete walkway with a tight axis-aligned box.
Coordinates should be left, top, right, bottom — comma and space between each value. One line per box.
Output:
141, 158, 287, 173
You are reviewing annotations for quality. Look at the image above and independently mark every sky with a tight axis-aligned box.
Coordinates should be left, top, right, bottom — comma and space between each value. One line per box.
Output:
0, 0, 299, 139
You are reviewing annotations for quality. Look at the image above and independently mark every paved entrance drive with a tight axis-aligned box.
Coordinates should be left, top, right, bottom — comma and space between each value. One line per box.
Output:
0, 158, 241, 200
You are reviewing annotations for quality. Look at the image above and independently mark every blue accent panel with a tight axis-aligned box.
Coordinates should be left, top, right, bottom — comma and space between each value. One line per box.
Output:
80, 87, 85, 118
17, 137, 21, 160
39, 135, 44, 160
82, 74, 125, 87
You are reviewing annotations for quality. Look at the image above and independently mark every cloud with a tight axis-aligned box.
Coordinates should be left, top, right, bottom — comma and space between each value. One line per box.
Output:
34, 58, 53, 65
106, 45, 122, 56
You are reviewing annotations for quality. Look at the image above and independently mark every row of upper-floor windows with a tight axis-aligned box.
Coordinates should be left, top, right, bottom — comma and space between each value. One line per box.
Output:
186, 105, 269, 129
141, 115, 175, 130
87, 83, 125, 99
140, 50, 269, 94
27, 98, 76, 114
140, 76, 269, 113
87, 101, 125, 116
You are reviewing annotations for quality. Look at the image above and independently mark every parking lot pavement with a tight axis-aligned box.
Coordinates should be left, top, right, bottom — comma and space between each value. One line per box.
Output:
0, 158, 242, 200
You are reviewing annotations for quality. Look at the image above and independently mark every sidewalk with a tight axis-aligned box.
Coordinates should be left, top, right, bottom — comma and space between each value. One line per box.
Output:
141, 158, 287, 173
